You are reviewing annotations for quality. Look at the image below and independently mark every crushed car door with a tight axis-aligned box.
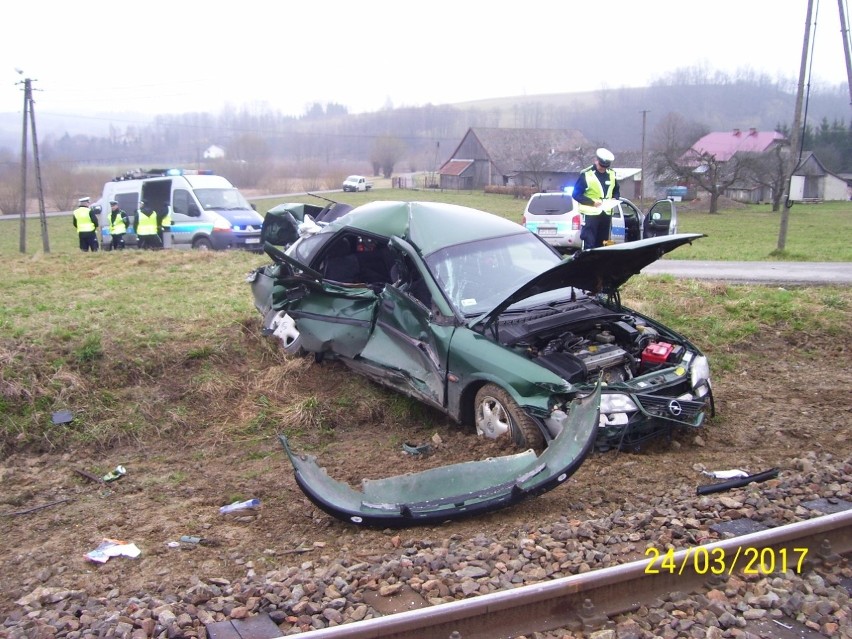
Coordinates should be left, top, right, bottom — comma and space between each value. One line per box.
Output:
643, 200, 677, 238
265, 243, 378, 359
357, 243, 453, 408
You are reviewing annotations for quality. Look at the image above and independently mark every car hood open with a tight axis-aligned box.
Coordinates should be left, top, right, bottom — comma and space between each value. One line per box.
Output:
471, 233, 705, 330
278, 383, 600, 527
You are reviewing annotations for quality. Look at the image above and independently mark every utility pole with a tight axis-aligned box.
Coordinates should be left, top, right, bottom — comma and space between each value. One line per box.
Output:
640, 110, 650, 203
18, 73, 28, 253
30, 89, 49, 253
839, 0, 852, 106
778, 0, 814, 252
15, 71, 50, 254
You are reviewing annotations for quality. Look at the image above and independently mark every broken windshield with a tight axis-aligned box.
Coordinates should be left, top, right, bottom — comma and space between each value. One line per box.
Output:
425, 233, 561, 315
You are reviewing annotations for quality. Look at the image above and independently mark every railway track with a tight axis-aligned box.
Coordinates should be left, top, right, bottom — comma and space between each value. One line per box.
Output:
292, 509, 852, 639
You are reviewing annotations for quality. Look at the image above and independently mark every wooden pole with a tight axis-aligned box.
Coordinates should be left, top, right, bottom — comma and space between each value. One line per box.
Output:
839, 0, 852, 106
18, 78, 29, 254
778, 0, 814, 252
29, 90, 50, 253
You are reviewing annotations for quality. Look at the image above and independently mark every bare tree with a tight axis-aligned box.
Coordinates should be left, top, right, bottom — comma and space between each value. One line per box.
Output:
652, 113, 762, 213
44, 163, 82, 211
0, 178, 22, 216
370, 136, 406, 178
516, 148, 554, 192
740, 145, 790, 211
682, 150, 758, 213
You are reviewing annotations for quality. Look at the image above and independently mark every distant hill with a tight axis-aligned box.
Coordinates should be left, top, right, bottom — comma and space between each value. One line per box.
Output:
452, 83, 850, 150
0, 82, 847, 166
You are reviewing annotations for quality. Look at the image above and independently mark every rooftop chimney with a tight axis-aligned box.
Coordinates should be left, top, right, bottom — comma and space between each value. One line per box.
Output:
749, 128, 758, 136
733, 129, 741, 136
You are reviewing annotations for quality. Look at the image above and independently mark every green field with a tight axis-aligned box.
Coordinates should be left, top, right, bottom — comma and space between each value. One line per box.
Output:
2, 191, 850, 261
1, 189, 850, 453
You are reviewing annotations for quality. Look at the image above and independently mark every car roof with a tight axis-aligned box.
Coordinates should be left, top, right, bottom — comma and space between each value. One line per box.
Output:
323, 201, 529, 256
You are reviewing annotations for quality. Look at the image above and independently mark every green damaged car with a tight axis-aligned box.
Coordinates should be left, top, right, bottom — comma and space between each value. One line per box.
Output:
248, 200, 713, 526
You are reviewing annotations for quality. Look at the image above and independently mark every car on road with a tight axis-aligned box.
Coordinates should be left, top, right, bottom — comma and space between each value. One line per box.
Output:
522, 192, 678, 252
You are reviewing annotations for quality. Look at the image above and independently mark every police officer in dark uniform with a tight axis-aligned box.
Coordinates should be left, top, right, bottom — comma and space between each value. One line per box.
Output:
72, 197, 100, 252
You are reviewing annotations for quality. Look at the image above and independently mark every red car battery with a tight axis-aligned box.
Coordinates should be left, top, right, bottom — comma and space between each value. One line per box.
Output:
642, 341, 674, 365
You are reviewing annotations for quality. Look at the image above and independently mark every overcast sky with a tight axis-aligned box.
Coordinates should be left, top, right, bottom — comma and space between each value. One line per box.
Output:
2, 0, 848, 121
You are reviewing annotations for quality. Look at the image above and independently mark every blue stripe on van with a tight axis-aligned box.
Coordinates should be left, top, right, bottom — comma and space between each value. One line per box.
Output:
171, 223, 214, 233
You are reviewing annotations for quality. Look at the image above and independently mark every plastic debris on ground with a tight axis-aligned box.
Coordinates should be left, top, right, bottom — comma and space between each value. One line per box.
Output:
101, 465, 127, 482
219, 498, 260, 514
402, 442, 432, 455
85, 538, 141, 563
51, 410, 73, 425
701, 469, 750, 479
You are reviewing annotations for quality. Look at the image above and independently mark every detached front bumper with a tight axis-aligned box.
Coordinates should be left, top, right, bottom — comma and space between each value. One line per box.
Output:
280, 383, 601, 527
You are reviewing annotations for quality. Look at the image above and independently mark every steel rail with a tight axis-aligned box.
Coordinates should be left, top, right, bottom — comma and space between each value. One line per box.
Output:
280, 509, 852, 639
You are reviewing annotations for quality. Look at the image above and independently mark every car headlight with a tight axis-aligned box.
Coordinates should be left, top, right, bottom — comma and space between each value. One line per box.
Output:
600, 393, 638, 414
690, 355, 711, 397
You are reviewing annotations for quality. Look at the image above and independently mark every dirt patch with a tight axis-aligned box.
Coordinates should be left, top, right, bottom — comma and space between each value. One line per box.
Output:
1, 329, 850, 619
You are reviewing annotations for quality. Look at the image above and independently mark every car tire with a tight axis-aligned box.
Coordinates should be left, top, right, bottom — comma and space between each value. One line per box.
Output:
474, 383, 544, 451
193, 237, 213, 250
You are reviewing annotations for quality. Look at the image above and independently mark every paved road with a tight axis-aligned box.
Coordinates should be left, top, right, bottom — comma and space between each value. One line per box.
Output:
643, 260, 852, 285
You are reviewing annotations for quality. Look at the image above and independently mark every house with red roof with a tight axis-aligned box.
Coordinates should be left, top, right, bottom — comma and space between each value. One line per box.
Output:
679, 128, 788, 204
689, 128, 786, 162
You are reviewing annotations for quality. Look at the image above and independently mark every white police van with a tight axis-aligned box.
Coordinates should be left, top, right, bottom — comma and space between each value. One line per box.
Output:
97, 168, 264, 250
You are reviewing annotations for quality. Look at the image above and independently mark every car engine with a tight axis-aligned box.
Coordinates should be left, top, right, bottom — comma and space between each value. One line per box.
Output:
500, 309, 686, 385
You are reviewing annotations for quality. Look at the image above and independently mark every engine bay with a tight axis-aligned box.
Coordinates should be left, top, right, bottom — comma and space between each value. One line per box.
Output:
498, 305, 688, 385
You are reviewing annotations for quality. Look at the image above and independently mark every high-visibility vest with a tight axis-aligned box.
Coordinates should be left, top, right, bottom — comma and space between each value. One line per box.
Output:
161, 207, 172, 229
577, 167, 616, 215
137, 209, 159, 236
110, 210, 127, 235
73, 206, 95, 233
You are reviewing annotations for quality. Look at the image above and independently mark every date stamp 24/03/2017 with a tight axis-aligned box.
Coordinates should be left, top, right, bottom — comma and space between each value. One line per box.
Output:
644, 546, 809, 576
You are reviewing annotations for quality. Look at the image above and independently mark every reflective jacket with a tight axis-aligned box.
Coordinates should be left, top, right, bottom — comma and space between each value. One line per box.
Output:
160, 206, 172, 229
136, 209, 159, 236
73, 206, 96, 233
576, 167, 617, 215
110, 209, 128, 235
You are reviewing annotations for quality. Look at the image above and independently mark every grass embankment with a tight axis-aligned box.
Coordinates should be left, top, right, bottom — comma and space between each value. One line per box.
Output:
1, 191, 850, 455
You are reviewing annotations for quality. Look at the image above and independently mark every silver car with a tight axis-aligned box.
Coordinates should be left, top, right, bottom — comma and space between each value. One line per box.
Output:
522, 192, 678, 253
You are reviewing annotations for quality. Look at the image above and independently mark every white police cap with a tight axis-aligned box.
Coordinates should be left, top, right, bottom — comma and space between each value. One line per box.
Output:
78, 196, 91, 204
595, 148, 614, 167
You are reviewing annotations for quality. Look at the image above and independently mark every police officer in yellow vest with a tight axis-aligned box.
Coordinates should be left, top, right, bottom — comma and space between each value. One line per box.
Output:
72, 197, 100, 252
573, 148, 620, 250
108, 200, 130, 250
157, 201, 173, 248
135, 200, 161, 250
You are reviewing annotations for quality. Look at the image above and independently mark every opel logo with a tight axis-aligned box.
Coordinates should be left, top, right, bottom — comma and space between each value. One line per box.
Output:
667, 400, 683, 417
